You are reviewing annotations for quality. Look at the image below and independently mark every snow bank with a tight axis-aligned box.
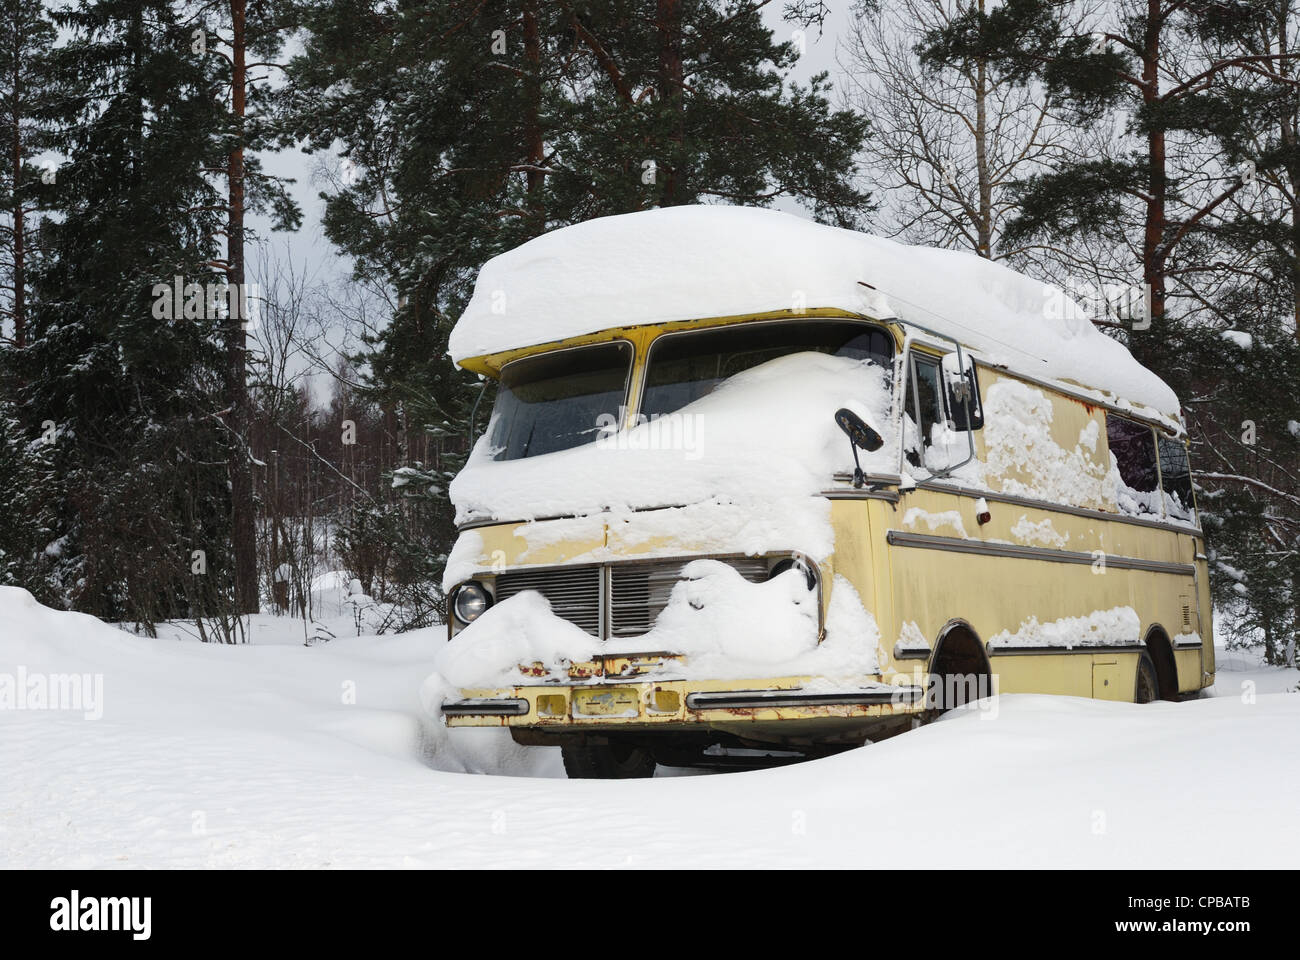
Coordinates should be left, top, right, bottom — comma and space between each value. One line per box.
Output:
0, 587, 560, 798
452, 205, 1178, 416
4, 587, 1300, 867
450, 350, 894, 527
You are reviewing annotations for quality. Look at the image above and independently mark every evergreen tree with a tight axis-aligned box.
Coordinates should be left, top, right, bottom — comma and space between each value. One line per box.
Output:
12, 1, 236, 625
281, 0, 874, 593
0, 0, 56, 352
920, 0, 1285, 350
194, 0, 304, 614
923, 0, 1300, 663
0, 1, 58, 590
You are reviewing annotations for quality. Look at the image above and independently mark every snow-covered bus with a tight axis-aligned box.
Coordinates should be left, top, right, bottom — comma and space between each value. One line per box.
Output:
434, 206, 1213, 778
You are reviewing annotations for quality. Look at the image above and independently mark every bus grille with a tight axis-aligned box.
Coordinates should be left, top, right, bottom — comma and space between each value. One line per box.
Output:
608, 558, 769, 637
493, 557, 771, 639
494, 565, 601, 635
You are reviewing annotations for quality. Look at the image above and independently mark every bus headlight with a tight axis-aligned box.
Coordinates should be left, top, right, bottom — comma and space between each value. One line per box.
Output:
453, 581, 492, 624
769, 556, 817, 591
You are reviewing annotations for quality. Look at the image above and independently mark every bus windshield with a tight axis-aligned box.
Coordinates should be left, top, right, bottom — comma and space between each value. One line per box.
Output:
641, 320, 894, 418
485, 341, 632, 461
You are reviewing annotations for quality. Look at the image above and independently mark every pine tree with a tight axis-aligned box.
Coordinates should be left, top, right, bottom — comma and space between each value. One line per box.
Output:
920, 0, 1290, 351
13, 1, 236, 624
1175, 2, 1300, 664
280, 0, 874, 594
0, 0, 56, 351
190, 0, 304, 614
923, 0, 1300, 663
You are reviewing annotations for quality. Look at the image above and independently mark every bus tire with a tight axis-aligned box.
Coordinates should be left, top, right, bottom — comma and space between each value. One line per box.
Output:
1135, 651, 1160, 704
561, 742, 657, 779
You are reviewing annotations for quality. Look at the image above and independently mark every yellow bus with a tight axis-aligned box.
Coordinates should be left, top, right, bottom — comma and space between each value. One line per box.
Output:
434, 206, 1213, 778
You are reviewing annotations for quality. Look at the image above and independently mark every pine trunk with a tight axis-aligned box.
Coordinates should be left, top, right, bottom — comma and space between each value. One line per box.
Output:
974, 5, 992, 260
656, 0, 684, 205
9, 19, 24, 348
1141, 0, 1167, 340
522, 0, 544, 233
227, 0, 258, 615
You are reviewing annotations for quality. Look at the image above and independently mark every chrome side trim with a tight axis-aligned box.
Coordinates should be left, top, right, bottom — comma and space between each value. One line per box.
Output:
823, 488, 901, 502
989, 644, 1147, 656
685, 688, 921, 710
892, 645, 931, 660
442, 698, 530, 717
885, 529, 1196, 576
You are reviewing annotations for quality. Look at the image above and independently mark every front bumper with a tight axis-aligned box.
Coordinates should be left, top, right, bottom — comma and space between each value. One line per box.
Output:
442, 675, 925, 731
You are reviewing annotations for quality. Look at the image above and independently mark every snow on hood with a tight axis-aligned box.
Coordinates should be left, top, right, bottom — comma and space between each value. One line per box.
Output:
428, 562, 884, 693
451, 204, 1179, 417
449, 350, 895, 527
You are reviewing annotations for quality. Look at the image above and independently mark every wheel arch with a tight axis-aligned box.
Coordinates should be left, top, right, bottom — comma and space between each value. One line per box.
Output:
1143, 624, 1179, 702
928, 619, 994, 707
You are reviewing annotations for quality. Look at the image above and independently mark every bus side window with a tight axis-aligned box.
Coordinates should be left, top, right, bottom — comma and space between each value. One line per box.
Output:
1157, 434, 1195, 521
904, 354, 945, 466
913, 355, 945, 443
1106, 414, 1161, 516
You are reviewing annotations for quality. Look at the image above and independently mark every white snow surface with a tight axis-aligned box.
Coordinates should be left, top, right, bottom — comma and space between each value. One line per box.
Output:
451, 205, 1179, 416
5, 587, 1298, 868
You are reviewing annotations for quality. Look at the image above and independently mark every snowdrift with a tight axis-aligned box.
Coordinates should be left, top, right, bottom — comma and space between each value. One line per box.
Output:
4, 587, 1299, 867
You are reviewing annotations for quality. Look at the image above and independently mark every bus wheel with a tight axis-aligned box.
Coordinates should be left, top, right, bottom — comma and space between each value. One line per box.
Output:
561, 742, 657, 779
1135, 652, 1160, 704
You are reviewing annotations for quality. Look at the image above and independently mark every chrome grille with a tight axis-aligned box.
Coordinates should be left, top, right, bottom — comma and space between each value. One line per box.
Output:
609, 557, 770, 637
494, 565, 601, 636
493, 556, 773, 639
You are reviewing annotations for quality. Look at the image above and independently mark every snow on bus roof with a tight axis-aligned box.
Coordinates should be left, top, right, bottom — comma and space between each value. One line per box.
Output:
450, 205, 1180, 418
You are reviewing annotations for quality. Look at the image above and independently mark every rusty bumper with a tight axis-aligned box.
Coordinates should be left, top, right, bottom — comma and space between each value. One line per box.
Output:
442, 676, 925, 730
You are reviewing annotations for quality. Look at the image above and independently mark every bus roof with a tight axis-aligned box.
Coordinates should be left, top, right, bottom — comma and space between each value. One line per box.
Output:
450, 205, 1180, 419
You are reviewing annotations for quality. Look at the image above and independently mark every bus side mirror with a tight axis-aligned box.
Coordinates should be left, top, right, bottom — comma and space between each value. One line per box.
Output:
942, 351, 983, 431
835, 408, 884, 452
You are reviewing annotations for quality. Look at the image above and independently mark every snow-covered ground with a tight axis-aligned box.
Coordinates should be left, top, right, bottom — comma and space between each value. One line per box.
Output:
2, 585, 1296, 868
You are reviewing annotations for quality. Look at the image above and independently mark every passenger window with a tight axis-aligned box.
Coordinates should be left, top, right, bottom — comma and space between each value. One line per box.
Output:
1157, 434, 1195, 521
1106, 415, 1160, 516
906, 350, 983, 470
904, 354, 945, 467
912, 355, 946, 447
